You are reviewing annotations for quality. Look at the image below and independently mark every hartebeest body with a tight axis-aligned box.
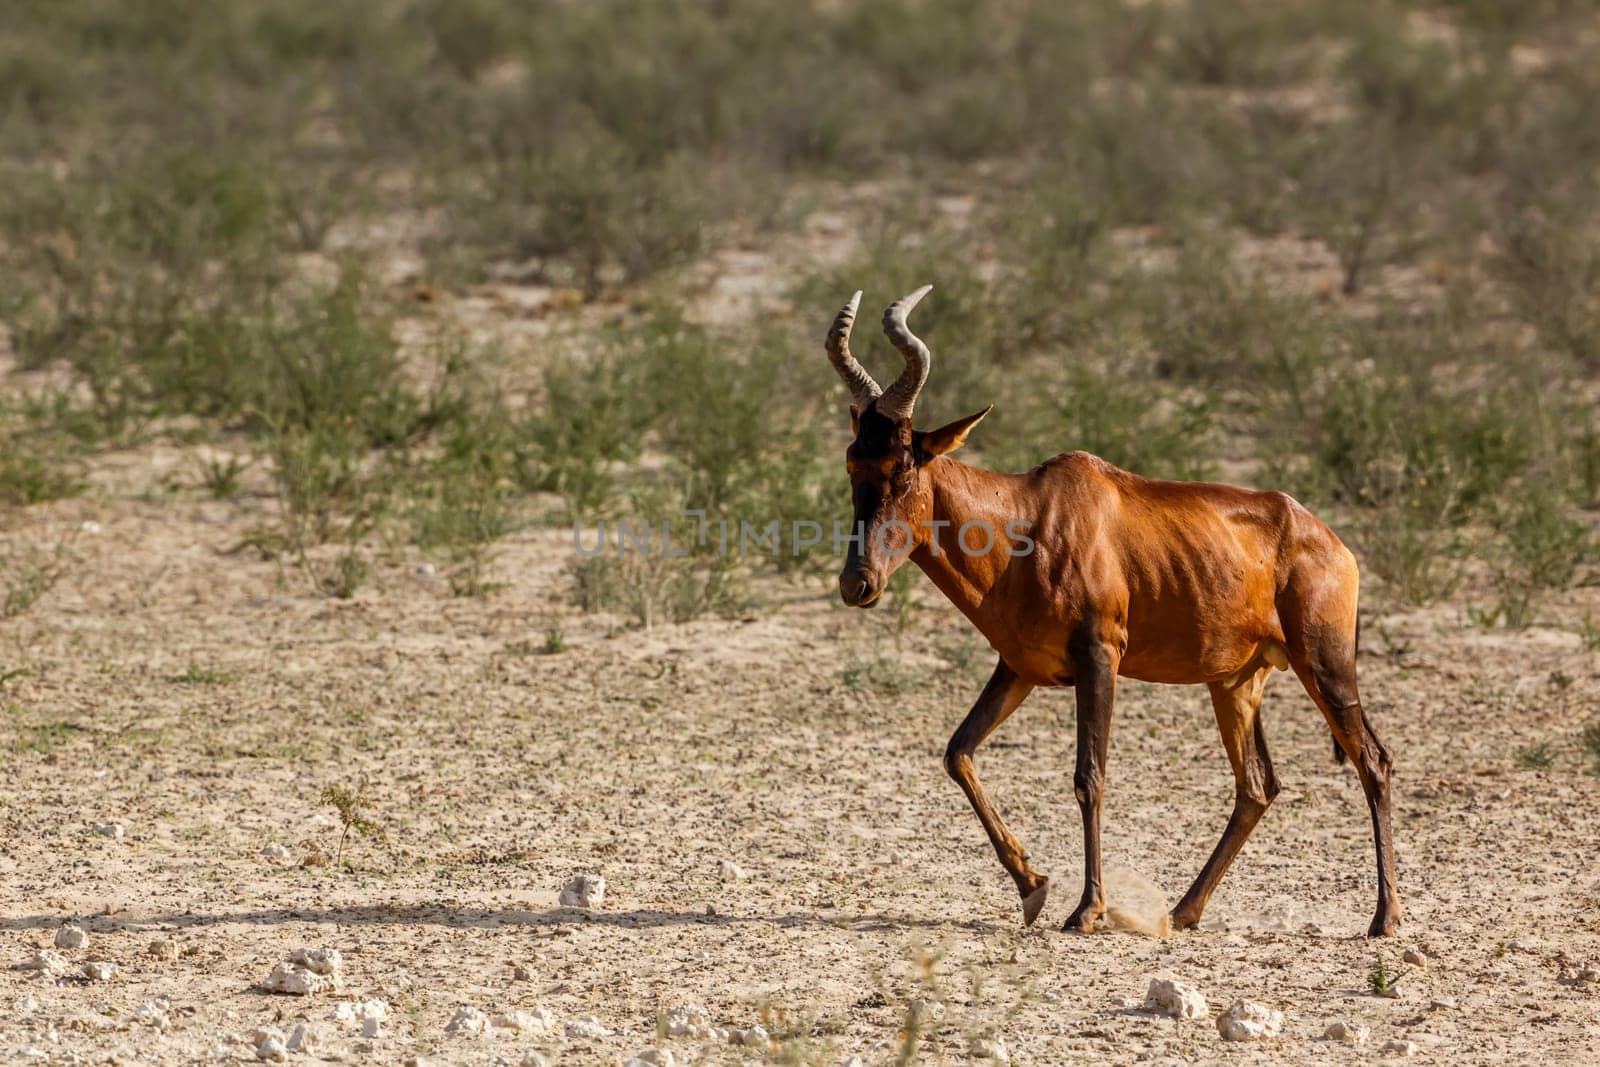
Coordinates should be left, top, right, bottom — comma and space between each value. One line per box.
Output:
825, 287, 1398, 937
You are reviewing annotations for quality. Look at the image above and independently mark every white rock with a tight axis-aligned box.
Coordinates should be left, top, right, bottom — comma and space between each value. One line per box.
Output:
1324, 1020, 1370, 1046
559, 874, 605, 909
733, 1024, 770, 1047
1382, 1038, 1418, 1056
969, 1034, 1010, 1062
1144, 978, 1208, 1020
908, 998, 943, 1025
361, 1015, 382, 1040
1429, 996, 1457, 1010
444, 1006, 490, 1037
415, 562, 436, 576
663, 1004, 711, 1037
253, 1028, 288, 1062
1217, 1000, 1282, 1042
285, 1023, 316, 1053
147, 939, 179, 961
80, 961, 117, 982
260, 844, 293, 864
264, 948, 343, 995
23, 949, 68, 976
80, 520, 103, 534
133, 999, 171, 1030
54, 925, 89, 950
288, 947, 342, 976
1402, 948, 1428, 968
491, 1007, 555, 1036
332, 998, 388, 1029
93, 822, 125, 839
520, 1054, 551, 1067
564, 1015, 612, 1040
717, 859, 746, 882
626, 1049, 675, 1067
15, 995, 41, 1014
709, 1027, 730, 1041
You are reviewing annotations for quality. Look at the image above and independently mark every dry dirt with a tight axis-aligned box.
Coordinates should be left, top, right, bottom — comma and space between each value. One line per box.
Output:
4, 262, 1600, 1065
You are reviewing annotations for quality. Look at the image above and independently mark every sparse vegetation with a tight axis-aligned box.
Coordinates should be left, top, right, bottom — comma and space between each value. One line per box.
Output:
1367, 951, 1407, 997
320, 777, 386, 868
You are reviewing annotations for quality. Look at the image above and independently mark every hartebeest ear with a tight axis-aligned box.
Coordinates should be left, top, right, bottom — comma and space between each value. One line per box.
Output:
921, 405, 992, 458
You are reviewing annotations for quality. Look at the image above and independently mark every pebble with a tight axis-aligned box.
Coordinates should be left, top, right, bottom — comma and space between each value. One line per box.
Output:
1402, 948, 1428, 968
80, 520, 103, 534
625, 1049, 675, 1067
415, 562, 437, 576
663, 1004, 712, 1037
520, 1054, 551, 1067
969, 1034, 1010, 1062
264, 948, 343, 995
1324, 1020, 1370, 1046
444, 1006, 490, 1037
511, 963, 533, 981
491, 1007, 555, 1036
80, 961, 117, 982
285, 1023, 316, 1053
54, 925, 89, 950
732, 1024, 770, 1047
1382, 1038, 1418, 1056
22, 949, 68, 976
260, 844, 293, 864
717, 859, 746, 881
909, 998, 944, 1025
93, 823, 125, 840
1429, 996, 1457, 1010
133, 999, 171, 1030
1217, 1000, 1282, 1042
564, 1015, 612, 1039
15, 996, 40, 1014
253, 1028, 288, 1062
332, 998, 389, 1031
559, 874, 605, 909
147, 939, 180, 961
1144, 978, 1208, 1020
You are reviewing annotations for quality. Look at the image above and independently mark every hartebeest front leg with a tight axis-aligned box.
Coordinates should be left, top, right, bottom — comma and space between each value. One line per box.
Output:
1064, 631, 1119, 933
943, 659, 1049, 925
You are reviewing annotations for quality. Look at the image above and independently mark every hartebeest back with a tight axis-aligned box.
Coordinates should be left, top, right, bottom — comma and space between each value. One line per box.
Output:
825, 287, 1399, 936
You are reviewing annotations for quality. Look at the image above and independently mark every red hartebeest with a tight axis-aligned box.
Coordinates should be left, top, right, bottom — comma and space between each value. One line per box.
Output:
825, 287, 1399, 936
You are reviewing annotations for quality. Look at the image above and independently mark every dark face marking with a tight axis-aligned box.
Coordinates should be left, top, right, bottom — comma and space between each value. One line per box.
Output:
838, 405, 924, 607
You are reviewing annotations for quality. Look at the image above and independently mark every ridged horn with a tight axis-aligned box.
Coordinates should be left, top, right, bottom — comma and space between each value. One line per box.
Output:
877, 284, 932, 421
825, 290, 881, 412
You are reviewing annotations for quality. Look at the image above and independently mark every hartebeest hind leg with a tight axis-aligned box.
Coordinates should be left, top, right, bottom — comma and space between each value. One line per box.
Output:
943, 660, 1049, 925
1170, 666, 1279, 930
1063, 632, 1119, 933
1291, 651, 1401, 936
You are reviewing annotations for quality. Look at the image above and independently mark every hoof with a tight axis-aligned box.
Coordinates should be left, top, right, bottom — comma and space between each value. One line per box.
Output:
1061, 901, 1103, 934
1168, 907, 1201, 932
1367, 912, 1401, 938
1020, 879, 1050, 927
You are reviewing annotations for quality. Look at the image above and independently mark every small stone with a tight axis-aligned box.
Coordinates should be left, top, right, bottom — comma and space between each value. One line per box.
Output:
80, 520, 103, 534
361, 1015, 382, 1039
491, 1007, 554, 1036
559, 874, 605, 909
147, 939, 179, 961
444, 1006, 489, 1037
285, 1023, 315, 1053
717, 859, 746, 882
969, 1034, 1010, 1062
133, 999, 171, 1030
332, 998, 389, 1030
260, 844, 293, 864
1217, 1000, 1283, 1042
1144, 978, 1208, 1020
733, 1024, 770, 1047
415, 562, 437, 576
54, 925, 89, 950
1382, 1038, 1418, 1056
288, 947, 342, 976
663, 1004, 711, 1038
264, 963, 332, 996
254, 1028, 288, 1062
908, 998, 943, 1025
1324, 1020, 1370, 1046
80, 961, 117, 982
626, 1049, 675, 1067
1429, 996, 1456, 1010
93, 823, 125, 840
15, 996, 40, 1014
709, 1027, 730, 1041
520, 1054, 551, 1067
22, 949, 68, 976
565, 1015, 612, 1040
1402, 948, 1428, 968
511, 963, 533, 981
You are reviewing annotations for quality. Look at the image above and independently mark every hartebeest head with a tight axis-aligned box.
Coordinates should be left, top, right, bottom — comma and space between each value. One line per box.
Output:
826, 286, 992, 607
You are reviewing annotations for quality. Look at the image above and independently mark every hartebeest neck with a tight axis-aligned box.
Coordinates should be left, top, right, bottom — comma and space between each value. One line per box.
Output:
910, 458, 1033, 629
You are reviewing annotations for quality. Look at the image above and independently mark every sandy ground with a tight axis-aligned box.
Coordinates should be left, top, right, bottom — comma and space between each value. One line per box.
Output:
3, 434, 1600, 1066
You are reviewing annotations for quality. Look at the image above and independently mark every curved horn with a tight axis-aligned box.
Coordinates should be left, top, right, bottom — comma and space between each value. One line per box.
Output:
877, 284, 932, 421
825, 290, 881, 411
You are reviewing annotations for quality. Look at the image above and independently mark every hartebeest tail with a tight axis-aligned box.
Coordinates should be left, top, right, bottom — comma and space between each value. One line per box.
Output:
824, 287, 1399, 937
